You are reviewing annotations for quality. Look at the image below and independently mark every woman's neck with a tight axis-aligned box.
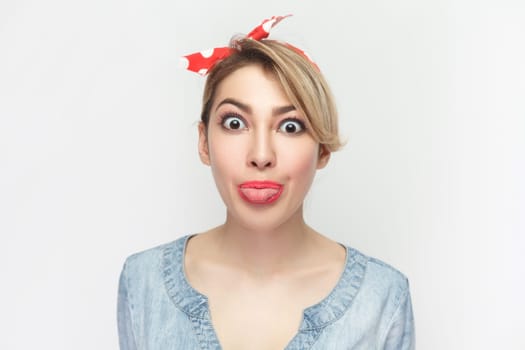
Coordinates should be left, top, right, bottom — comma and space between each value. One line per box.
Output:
211, 209, 318, 277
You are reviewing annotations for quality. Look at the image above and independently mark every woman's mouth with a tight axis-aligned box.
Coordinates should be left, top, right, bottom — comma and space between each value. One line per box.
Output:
238, 181, 283, 204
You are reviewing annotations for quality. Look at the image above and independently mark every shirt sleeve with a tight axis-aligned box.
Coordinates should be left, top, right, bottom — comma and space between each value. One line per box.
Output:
383, 286, 415, 350
117, 261, 138, 350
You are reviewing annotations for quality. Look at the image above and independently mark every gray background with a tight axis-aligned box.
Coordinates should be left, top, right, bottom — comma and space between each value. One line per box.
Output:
1, 0, 524, 348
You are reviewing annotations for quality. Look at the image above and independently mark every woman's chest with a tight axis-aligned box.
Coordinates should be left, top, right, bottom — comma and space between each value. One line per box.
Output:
194, 267, 343, 349
207, 288, 305, 350
135, 274, 386, 350
140, 301, 380, 350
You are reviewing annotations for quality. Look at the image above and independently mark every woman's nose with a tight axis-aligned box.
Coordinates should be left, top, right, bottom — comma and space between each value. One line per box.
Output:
247, 130, 276, 169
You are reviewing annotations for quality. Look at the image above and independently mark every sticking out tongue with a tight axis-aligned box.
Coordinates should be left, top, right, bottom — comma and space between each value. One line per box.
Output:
239, 187, 280, 203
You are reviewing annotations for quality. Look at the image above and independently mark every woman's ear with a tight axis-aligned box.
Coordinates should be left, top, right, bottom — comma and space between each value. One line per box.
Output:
198, 122, 211, 166
316, 145, 331, 169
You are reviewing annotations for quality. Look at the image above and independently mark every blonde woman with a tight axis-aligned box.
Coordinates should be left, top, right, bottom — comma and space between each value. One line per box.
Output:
117, 16, 415, 350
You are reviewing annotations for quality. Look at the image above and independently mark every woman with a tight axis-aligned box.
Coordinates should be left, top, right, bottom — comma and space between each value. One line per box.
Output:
118, 16, 415, 350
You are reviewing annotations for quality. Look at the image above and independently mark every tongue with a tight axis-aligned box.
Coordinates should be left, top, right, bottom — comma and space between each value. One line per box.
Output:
240, 188, 279, 202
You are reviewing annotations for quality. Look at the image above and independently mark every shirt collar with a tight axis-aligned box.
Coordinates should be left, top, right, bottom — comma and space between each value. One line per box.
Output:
162, 234, 367, 329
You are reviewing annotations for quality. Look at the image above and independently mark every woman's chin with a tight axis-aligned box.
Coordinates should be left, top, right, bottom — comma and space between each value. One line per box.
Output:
224, 205, 303, 234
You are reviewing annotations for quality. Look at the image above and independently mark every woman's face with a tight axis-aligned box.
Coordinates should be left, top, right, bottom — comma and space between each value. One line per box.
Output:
199, 64, 330, 231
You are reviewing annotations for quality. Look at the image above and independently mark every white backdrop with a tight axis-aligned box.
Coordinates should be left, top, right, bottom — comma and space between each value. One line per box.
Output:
1, 0, 524, 349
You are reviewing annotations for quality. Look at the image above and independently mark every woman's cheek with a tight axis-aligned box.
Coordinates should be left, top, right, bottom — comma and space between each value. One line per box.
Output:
280, 140, 320, 174
209, 134, 247, 174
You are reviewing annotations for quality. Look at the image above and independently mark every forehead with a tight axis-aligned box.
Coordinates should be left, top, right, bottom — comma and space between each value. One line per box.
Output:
212, 65, 291, 110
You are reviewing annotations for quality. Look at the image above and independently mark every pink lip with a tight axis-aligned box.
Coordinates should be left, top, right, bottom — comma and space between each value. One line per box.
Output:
238, 181, 284, 204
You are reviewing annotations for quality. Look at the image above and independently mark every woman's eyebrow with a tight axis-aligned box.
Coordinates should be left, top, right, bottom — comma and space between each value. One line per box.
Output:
272, 105, 296, 116
215, 98, 296, 116
215, 98, 251, 113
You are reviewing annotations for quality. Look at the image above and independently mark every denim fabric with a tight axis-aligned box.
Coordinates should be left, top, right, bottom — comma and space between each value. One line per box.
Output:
118, 235, 415, 349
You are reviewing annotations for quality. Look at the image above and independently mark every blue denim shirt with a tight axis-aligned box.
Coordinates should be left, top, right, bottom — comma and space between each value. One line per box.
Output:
117, 235, 415, 349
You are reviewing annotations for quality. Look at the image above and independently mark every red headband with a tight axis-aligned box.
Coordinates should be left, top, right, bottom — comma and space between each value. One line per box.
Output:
180, 15, 317, 76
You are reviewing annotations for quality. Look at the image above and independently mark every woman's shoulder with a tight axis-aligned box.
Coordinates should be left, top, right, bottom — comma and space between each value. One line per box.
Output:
345, 245, 410, 296
121, 235, 189, 278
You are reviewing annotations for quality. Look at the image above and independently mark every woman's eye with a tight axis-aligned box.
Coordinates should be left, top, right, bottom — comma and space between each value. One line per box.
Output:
279, 119, 305, 134
221, 115, 246, 130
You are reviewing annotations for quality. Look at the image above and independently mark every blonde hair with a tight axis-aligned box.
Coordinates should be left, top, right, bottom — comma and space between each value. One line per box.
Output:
200, 39, 343, 152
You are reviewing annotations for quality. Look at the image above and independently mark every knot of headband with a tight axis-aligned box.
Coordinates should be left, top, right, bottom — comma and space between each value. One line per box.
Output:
180, 15, 316, 76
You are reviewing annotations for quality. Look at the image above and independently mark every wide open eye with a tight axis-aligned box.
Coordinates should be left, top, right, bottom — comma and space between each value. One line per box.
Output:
221, 114, 247, 130
278, 119, 306, 134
